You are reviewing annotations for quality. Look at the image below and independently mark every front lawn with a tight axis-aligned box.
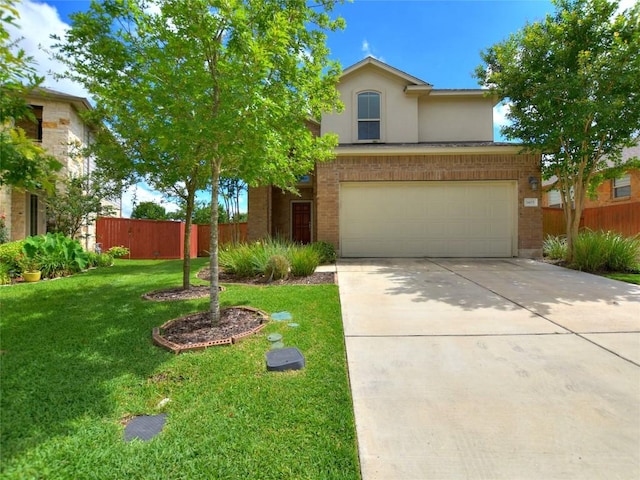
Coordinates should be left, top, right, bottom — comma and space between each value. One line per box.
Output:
0, 259, 360, 479
603, 273, 640, 285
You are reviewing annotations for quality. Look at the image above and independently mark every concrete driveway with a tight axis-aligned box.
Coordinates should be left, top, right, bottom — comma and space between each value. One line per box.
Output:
337, 258, 640, 480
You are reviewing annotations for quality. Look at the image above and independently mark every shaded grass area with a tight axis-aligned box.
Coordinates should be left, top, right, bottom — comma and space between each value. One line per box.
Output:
0, 259, 359, 479
603, 273, 640, 285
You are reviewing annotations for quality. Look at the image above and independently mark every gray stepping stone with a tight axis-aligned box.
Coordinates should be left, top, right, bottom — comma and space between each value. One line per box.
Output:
124, 414, 167, 442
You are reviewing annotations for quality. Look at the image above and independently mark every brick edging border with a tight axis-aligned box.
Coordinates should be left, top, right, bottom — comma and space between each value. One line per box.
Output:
152, 306, 268, 354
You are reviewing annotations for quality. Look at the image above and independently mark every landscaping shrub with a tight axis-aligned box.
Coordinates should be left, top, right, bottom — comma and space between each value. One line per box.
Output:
572, 230, 640, 273
219, 243, 256, 277
543, 235, 567, 260
96, 253, 114, 267
106, 245, 130, 258
251, 237, 293, 274
86, 251, 100, 268
312, 240, 337, 264
290, 246, 320, 277
23, 233, 89, 278
0, 262, 11, 285
264, 254, 289, 281
605, 233, 640, 272
0, 240, 25, 278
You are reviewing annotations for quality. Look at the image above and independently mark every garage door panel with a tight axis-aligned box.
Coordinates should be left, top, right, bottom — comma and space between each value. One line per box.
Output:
340, 181, 516, 257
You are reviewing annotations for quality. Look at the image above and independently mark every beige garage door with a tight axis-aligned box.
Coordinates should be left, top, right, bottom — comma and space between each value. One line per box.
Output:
340, 181, 517, 257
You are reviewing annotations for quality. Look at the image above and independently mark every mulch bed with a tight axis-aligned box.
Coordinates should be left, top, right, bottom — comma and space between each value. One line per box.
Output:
143, 285, 221, 302
196, 267, 336, 286
150, 266, 334, 352
162, 308, 265, 344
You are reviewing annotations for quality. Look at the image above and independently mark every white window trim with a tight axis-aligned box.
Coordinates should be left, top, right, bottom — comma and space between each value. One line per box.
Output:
613, 174, 631, 198
354, 90, 383, 143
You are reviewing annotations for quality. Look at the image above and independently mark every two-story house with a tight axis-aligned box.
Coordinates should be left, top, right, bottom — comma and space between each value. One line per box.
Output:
248, 57, 542, 257
0, 87, 121, 250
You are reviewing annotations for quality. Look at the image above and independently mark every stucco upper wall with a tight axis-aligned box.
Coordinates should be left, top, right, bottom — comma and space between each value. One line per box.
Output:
322, 65, 419, 144
419, 95, 494, 142
321, 61, 495, 144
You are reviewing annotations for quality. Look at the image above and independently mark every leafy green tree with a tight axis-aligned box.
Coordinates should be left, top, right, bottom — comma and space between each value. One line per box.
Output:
131, 201, 168, 220
0, 0, 61, 191
167, 202, 228, 224
476, 0, 640, 262
46, 174, 116, 238
55, 0, 343, 324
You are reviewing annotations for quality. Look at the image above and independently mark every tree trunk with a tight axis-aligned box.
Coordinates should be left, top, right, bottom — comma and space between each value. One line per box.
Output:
564, 179, 587, 264
182, 183, 197, 290
209, 161, 221, 325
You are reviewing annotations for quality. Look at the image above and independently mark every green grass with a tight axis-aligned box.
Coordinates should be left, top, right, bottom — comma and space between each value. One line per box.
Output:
603, 273, 640, 285
0, 259, 360, 480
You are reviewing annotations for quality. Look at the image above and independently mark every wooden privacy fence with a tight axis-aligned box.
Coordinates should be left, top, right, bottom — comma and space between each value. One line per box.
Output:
197, 223, 247, 257
96, 217, 247, 259
543, 203, 640, 238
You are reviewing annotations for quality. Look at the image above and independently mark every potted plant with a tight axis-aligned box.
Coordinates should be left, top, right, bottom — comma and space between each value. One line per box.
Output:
18, 254, 42, 282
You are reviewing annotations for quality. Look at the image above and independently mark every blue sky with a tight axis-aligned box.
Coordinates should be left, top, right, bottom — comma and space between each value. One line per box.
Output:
6, 0, 568, 215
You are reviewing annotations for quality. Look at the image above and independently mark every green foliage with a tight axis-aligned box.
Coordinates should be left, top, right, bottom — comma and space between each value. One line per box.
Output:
106, 245, 130, 258
476, 0, 640, 261
264, 254, 290, 281
0, 0, 61, 191
131, 201, 168, 220
219, 243, 257, 277
290, 247, 320, 277
572, 231, 639, 273
46, 174, 116, 237
312, 240, 337, 264
220, 238, 321, 279
0, 261, 10, 284
544, 231, 639, 273
15, 251, 40, 273
0, 128, 62, 192
0, 239, 23, 277
53, 0, 344, 321
96, 253, 114, 267
543, 235, 568, 260
22, 233, 89, 278
170, 202, 228, 224
85, 251, 100, 268
0, 213, 8, 244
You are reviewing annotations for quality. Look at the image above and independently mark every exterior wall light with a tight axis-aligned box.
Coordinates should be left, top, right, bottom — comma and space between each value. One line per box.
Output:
528, 176, 539, 191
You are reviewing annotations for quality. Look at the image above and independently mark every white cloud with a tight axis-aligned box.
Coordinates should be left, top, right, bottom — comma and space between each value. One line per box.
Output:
121, 184, 180, 218
8, 0, 89, 99
493, 102, 511, 129
361, 38, 384, 62
493, 102, 512, 142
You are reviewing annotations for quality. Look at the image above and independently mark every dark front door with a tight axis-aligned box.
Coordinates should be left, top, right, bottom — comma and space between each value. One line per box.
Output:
292, 202, 312, 244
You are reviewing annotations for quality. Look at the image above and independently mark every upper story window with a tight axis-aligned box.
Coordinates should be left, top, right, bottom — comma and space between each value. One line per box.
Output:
16, 105, 43, 142
613, 174, 631, 198
357, 91, 380, 141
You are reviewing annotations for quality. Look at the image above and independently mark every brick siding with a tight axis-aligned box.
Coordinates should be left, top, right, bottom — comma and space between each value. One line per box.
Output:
316, 152, 543, 257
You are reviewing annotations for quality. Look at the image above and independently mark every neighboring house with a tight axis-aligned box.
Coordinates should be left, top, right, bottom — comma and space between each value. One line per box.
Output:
0, 88, 121, 250
248, 57, 542, 257
542, 145, 640, 208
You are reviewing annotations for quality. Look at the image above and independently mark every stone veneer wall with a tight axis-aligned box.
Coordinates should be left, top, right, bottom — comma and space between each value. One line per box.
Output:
315, 152, 543, 257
